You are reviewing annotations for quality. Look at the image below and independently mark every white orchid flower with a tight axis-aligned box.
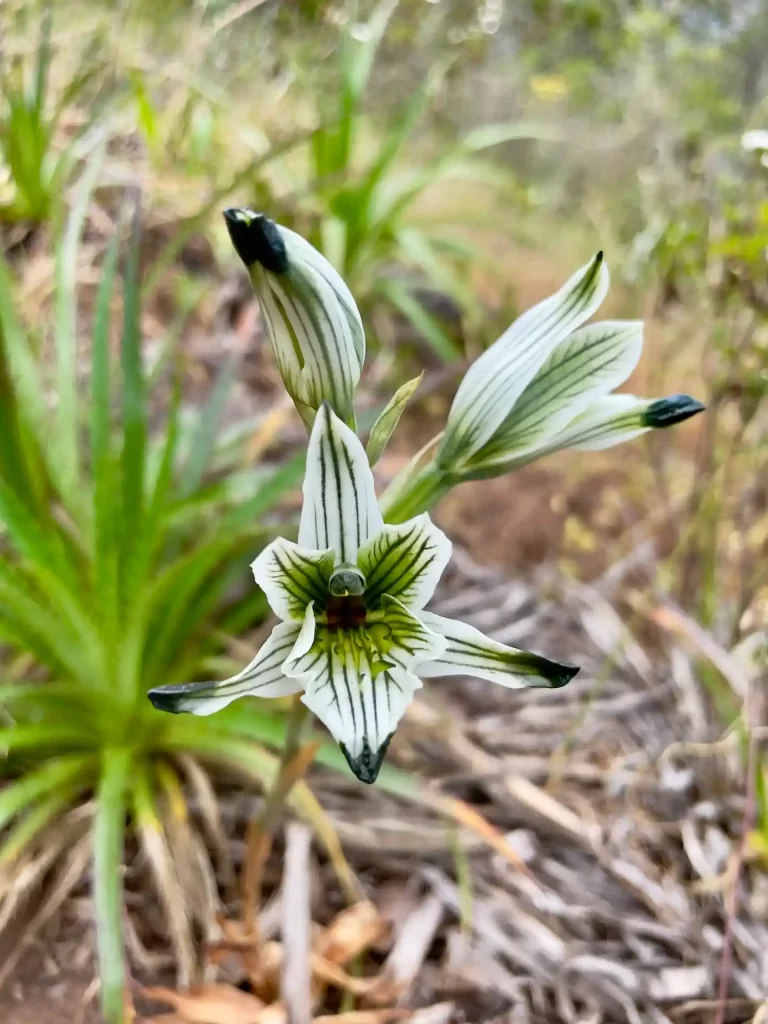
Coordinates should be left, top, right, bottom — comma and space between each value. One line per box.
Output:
149, 404, 577, 784
223, 209, 365, 425
436, 253, 704, 480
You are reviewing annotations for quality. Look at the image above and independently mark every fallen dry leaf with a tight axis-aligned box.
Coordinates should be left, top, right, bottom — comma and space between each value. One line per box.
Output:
309, 953, 397, 1000
313, 1011, 411, 1024
141, 983, 265, 1024
313, 901, 386, 964
141, 1016, 189, 1024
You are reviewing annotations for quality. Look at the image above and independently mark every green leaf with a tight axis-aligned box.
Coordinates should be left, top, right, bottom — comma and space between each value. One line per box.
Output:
378, 278, 462, 361
0, 754, 93, 830
54, 145, 105, 515
366, 373, 422, 466
0, 783, 79, 867
93, 748, 132, 1024
179, 352, 241, 497
120, 198, 147, 608
90, 233, 121, 645
218, 452, 304, 534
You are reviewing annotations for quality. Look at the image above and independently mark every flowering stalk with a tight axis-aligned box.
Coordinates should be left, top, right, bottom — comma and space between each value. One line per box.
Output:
148, 217, 704, 787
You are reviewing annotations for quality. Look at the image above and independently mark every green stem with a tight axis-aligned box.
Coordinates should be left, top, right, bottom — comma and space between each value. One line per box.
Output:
255, 696, 308, 834
242, 695, 309, 933
379, 462, 452, 523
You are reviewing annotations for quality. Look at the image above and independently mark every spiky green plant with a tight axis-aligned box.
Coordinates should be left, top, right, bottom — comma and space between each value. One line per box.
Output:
287, 0, 555, 361
0, 5, 108, 223
0, 179, 314, 1020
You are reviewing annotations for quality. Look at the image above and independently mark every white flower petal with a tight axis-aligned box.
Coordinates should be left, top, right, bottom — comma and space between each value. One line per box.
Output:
281, 227, 365, 367
301, 651, 422, 784
565, 393, 704, 451
282, 598, 443, 783
147, 622, 302, 716
460, 393, 704, 477
475, 320, 643, 461
440, 252, 609, 466
357, 514, 452, 611
251, 538, 334, 622
418, 612, 579, 689
224, 211, 364, 419
298, 403, 383, 563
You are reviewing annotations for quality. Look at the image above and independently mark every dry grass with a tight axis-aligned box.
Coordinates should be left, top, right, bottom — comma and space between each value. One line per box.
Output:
2, 542, 764, 1024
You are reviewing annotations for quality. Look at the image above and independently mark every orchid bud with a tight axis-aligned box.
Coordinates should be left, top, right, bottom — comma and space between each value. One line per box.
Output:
224, 209, 365, 425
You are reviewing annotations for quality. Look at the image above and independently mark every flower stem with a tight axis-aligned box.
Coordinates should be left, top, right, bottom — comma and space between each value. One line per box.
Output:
242, 694, 309, 936
379, 463, 452, 523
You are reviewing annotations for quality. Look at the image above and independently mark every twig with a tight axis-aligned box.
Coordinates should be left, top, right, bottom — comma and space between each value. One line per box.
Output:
714, 682, 759, 1024
242, 695, 310, 937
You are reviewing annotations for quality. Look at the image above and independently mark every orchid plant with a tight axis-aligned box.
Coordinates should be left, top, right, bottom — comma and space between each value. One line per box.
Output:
149, 209, 704, 784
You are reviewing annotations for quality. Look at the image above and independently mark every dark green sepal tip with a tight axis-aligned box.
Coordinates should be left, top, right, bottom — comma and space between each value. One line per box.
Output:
549, 662, 580, 688
643, 394, 705, 429
147, 683, 199, 714
223, 208, 288, 274
341, 734, 393, 785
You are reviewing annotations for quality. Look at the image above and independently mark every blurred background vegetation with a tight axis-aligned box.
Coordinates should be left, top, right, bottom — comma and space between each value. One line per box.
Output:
1, 1, 767, 1022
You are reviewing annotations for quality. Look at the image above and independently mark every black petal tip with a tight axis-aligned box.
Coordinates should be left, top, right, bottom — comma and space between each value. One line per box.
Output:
551, 663, 580, 688
643, 394, 706, 429
147, 684, 195, 714
341, 735, 393, 785
222, 208, 288, 273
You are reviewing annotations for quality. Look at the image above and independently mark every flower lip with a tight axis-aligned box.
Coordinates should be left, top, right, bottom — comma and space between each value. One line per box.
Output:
223, 208, 288, 273
341, 734, 394, 785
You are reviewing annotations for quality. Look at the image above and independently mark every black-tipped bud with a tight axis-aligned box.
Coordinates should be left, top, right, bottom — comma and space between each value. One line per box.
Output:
643, 394, 705, 429
341, 735, 393, 784
223, 208, 288, 273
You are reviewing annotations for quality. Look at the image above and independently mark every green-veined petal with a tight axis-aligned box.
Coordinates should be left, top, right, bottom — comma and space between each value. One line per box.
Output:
439, 252, 609, 467
459, 393, 705, 479
308, 666, 421, 785
357, 513, 452, 611
474, 320, 643, 461
147, 622, 302, 715
223, 211, 364, 419
251, 537, 335, 622
282, 599, 444, 783
280, 226, 365, 366
298, 403, 383, 564
418, 612, 579, 689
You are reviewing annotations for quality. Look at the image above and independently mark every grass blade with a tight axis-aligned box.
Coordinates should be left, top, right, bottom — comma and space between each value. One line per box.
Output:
378, 278, 462, 361
54, 146, 105, 514
93, 747, 132, 1024
0, 754, 93, 830
120, 196, 147, 609
178, 352, 241, 498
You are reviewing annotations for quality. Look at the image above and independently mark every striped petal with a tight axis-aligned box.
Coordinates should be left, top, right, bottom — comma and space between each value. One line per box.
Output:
224, 210, 364, 420
418, 612, 579, 689
308, 666, 421, 784
251, 538, 335, 622
282, 599, 444, 783
357, 514, 452, 611
567, 393, 705, 451
147, 622, 302, 716
474, 320, 643, 462
460, 393, 705, 478
298, 403, 383, 564
439, 252, 609, 468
